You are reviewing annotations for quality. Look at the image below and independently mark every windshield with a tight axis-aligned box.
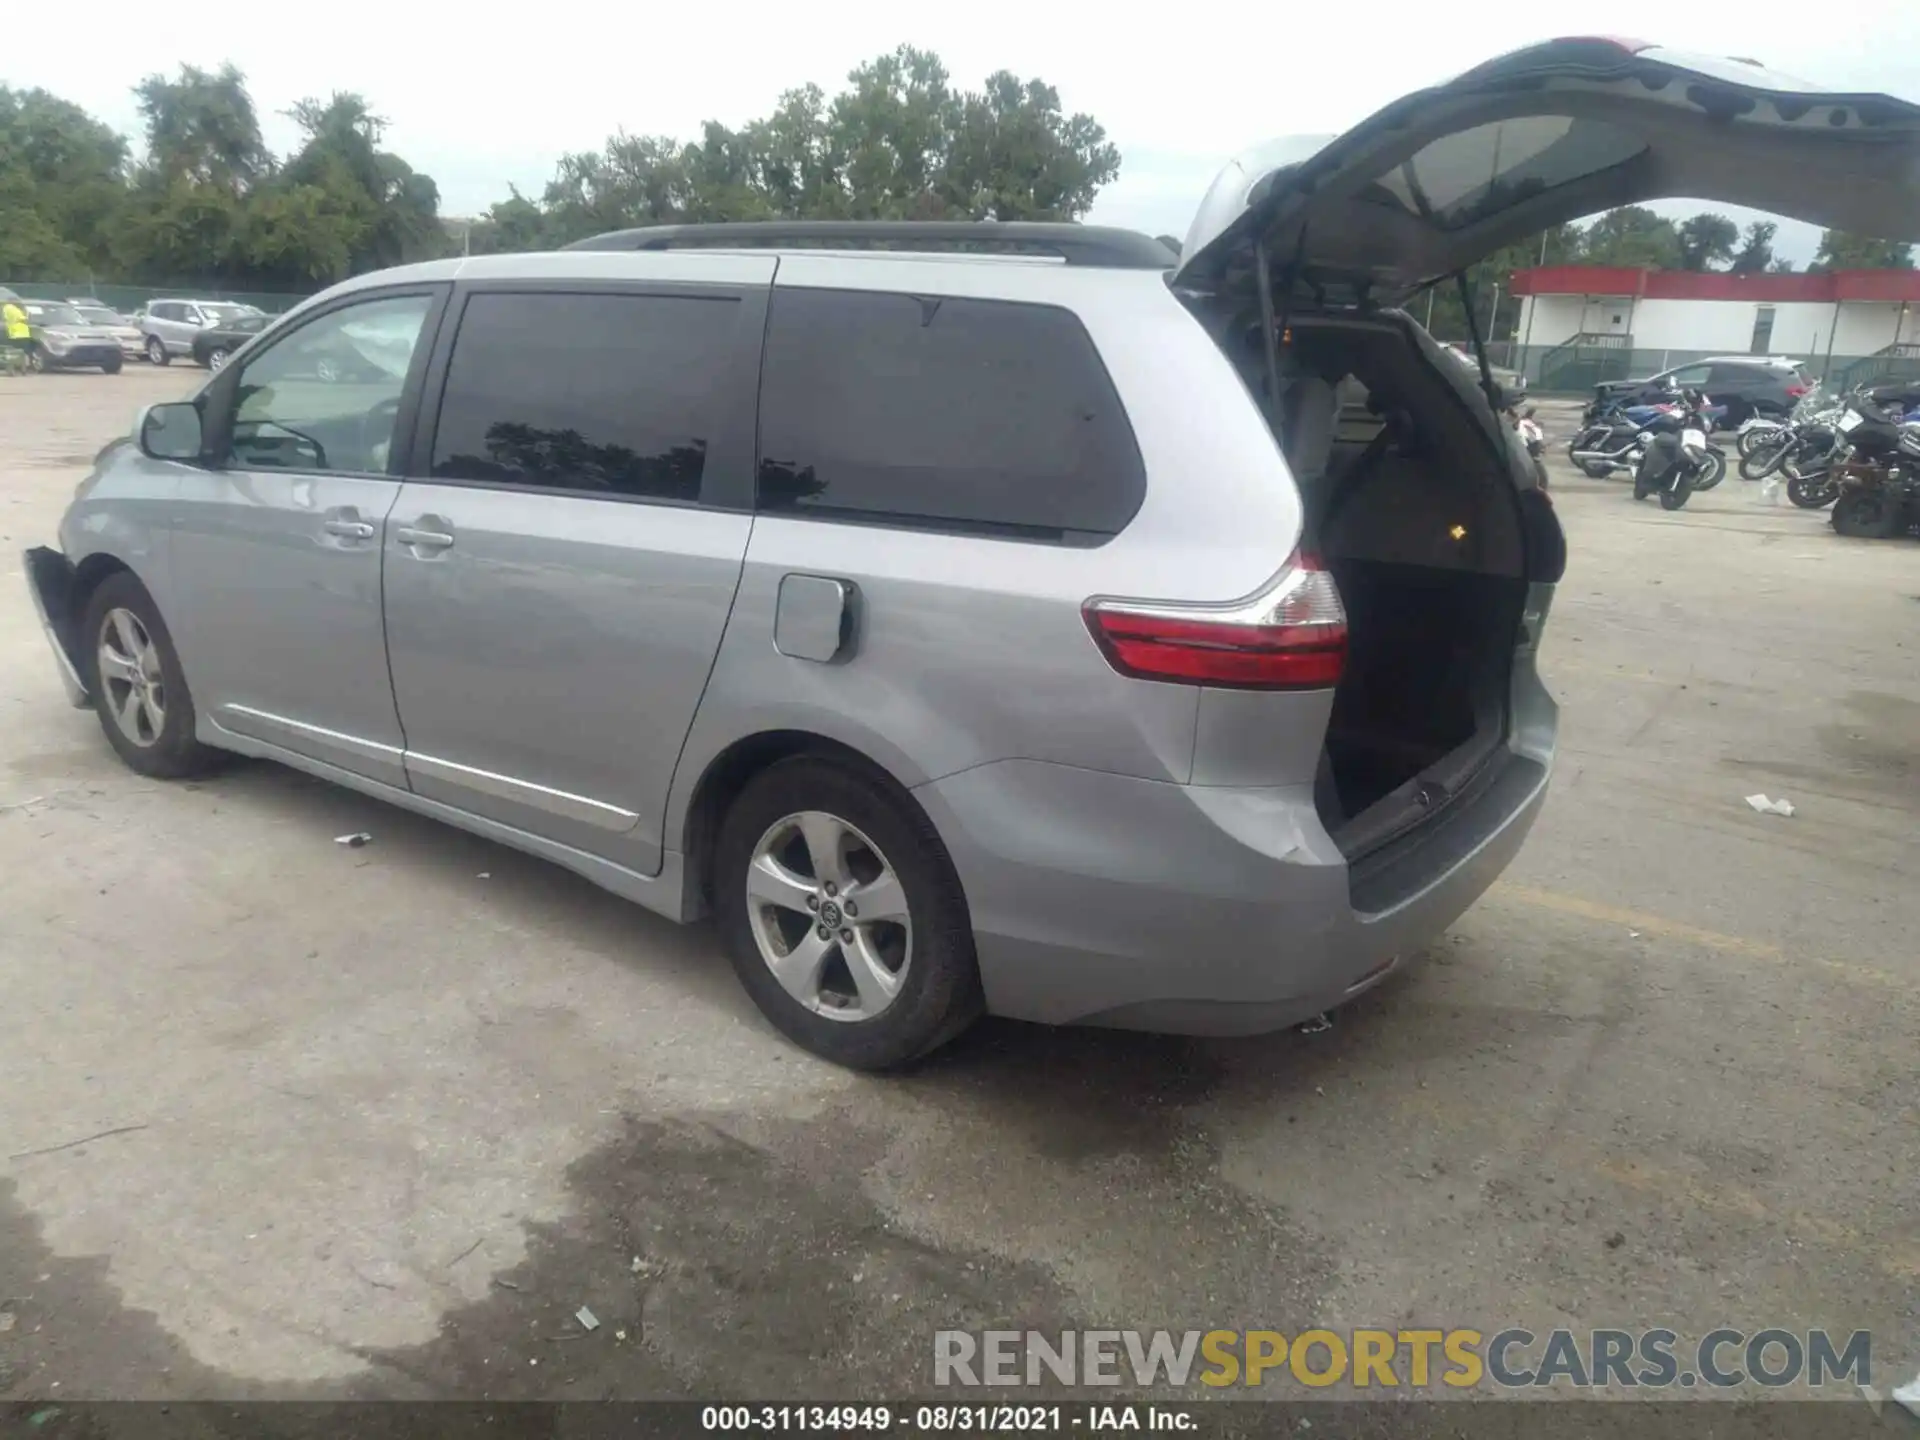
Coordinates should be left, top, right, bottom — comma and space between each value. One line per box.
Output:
23, 303, 84, 326
75, 306, 123, 325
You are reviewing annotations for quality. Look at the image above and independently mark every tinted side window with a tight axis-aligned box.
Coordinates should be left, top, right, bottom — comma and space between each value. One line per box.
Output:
430, 291, 739, 502
1707, 364, 1759, 387
755, 288, 1145, 540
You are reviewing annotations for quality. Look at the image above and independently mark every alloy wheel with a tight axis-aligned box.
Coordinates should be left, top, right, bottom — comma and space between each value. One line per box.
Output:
96, 607, 166, 748
745, 810, 913, 1022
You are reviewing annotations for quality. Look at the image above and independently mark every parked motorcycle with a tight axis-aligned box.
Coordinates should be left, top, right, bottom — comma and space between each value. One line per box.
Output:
1568, 393, 1678, 478
1828, 399, 1920, 538
1508, 403, 1548, 488
1632, 389, 1720, 510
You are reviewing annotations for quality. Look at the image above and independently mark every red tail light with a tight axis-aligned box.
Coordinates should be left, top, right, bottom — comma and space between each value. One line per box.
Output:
1082, 552, 1347, 690
1788, 384, 1808, 397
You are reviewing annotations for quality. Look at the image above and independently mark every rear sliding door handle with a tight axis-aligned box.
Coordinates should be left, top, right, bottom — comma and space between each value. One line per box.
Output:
395, 526, 455, 551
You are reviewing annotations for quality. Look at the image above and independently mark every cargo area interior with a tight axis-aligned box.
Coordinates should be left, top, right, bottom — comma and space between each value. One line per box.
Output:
1219, 311, 1531, 859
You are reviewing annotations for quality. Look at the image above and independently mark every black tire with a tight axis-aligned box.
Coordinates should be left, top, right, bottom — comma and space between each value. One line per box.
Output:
78, 572, 224, 780
1694, 447, 1727, 491
1740, 439, 1792, 481
101, 355, 122, 374
1832, 490, 1899, 538
145, 335, 169, 366
1787, 473, 1839, 509
24, 343, 48, 374
714, 756, 982, 1070
1721, 401, 1750, 432
1658, 474, 1694, 510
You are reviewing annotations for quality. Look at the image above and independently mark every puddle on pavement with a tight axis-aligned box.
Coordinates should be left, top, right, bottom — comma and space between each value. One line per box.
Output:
0, 1033, 1334, 1404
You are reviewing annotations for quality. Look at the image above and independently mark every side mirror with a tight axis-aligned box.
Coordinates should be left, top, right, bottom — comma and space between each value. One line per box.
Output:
138, 402, 204, 462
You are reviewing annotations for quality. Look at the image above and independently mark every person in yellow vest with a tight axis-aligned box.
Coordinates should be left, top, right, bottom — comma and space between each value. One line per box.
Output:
2, 290, 33, 375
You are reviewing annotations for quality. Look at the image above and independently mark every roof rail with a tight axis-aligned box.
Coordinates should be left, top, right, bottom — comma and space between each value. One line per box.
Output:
560, 221, 1176, 270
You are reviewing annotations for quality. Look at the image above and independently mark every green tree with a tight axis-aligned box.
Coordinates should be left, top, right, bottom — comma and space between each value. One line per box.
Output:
1811, 230, 1914, 270
280, 93, 447, 271
462, 189, 551, 254
133, 63, 272, 193
1729, 221, 1777, 274
1676, 212, 1738, 271
0, 86, 129, 277
490, 47, 1122, 248
1580, 206, 1683, 268
939, 72, 1120, 220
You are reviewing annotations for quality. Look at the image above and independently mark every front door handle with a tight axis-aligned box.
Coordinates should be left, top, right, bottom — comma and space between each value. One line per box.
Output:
395, 524, 454, 551
323, 518, 376, 540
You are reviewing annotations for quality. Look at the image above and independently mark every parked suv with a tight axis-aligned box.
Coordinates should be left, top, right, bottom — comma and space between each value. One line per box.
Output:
12, 299, 124, 373
26, 39, 1918, 1067
1597, 356, 1812, 428
137, 299, 263, 365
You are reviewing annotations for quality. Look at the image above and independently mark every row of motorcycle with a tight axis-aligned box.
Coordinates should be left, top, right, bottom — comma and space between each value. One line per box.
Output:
1566, 387, 1727, 510
1568, 380, 1920, 535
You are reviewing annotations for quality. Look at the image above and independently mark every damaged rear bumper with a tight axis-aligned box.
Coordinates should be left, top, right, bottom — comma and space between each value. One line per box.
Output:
24, 547, 90, 708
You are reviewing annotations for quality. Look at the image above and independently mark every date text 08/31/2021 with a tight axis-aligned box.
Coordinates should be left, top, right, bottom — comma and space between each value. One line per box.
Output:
701, 1406, 1192, 1432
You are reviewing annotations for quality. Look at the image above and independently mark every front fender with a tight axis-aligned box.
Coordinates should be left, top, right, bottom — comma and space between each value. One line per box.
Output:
24, 548, 89, 707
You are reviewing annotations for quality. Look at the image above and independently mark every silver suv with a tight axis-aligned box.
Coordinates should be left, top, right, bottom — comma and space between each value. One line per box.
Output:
25, 40, 1918, 1067
136, 298, 262, 365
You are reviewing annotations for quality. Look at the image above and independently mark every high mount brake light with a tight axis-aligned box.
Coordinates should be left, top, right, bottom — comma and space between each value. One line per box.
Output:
1082, 552, 1347, 691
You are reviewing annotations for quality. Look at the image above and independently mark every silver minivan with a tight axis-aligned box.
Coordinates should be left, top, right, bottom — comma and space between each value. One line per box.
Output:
26, 41, 1920, 1067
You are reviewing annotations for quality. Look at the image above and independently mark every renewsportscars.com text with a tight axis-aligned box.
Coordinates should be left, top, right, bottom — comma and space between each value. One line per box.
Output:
933, 1328, 1872, 1390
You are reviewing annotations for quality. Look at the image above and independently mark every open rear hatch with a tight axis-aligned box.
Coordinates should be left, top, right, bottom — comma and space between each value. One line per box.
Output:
1175, 39, 1920, 303
1174, 37, 1920, 865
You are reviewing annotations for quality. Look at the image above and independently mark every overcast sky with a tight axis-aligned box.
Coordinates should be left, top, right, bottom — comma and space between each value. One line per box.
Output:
12, 0, 1920, 267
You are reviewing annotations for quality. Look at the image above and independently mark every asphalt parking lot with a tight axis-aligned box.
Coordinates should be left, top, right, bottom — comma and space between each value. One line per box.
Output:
2, 369, 1917, 1403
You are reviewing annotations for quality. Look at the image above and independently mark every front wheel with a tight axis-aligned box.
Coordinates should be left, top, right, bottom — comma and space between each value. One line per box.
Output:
1832, 490, 1899, 538
24, 344, 48, 374
208, 347, 231, 372
714, 756, 982, 1070
1740, 439, 1792, 481
101, 355, 122, 374
1787, 473, 1839, 509
79, 572, 225, 779
145, 335, 169, 366
1693, 447, 1727, 491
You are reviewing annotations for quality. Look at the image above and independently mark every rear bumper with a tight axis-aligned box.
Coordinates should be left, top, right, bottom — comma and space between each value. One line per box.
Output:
23, 548, 90, 708
915, 749, 1551, 1036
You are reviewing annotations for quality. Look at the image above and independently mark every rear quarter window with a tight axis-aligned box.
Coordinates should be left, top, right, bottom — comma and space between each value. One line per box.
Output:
754, 287, 1145, 542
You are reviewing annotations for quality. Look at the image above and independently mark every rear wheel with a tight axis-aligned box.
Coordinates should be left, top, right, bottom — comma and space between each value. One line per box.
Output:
101, 355, 122, 375
79, 572, 224, 779
145, 335, 169, 366
714, 756, 981, 1070
1832, 490, 1899, 538
1658, 473, 1695, 510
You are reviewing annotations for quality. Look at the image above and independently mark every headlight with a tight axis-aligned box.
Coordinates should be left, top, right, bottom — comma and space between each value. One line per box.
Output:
45, 334, 70, 351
